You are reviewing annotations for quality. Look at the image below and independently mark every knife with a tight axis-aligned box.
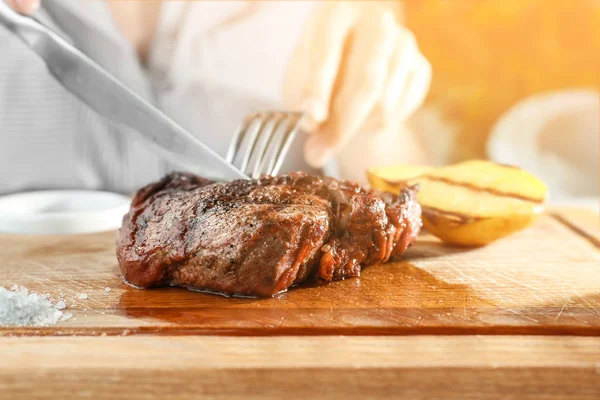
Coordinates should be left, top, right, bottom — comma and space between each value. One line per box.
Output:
0, 1, 248, 181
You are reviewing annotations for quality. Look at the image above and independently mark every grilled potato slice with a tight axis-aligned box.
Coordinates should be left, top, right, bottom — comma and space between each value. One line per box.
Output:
368, 160, 547, 246
367, 165, 433, 193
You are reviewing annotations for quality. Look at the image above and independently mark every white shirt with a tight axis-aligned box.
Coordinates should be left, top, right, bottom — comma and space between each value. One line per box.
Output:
0, 0, 318, 195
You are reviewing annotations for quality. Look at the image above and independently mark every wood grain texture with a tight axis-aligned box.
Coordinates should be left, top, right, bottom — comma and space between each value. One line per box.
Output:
0, 210, 599, 336
550, 207, 600, 249
1, 336, 599, 400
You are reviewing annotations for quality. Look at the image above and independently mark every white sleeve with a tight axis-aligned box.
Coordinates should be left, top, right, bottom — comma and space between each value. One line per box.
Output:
0, 19, 168, 195
147, 1, 320, 174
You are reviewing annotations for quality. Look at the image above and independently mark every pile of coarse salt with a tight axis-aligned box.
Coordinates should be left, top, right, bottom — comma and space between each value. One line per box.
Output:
0, 285, 73, 327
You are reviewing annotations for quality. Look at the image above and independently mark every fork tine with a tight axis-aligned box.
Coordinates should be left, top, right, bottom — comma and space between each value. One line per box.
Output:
260, 114, 292, 176
228, 111, 305, 178
271, 113, 304, 175
226, 113, 256, 163
250, 113, 284, 179
239, 113, 268, 172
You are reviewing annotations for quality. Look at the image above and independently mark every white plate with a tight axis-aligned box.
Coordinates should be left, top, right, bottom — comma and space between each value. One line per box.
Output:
0, 190, 131, 234
487, 89, 599, 201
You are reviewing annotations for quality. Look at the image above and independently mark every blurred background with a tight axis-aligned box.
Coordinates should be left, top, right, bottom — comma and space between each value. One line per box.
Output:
399, 0, 599, 205
1, 0, 598, 207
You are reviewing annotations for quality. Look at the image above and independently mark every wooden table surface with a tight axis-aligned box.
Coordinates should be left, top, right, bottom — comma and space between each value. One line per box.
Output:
1, 208, 599, 399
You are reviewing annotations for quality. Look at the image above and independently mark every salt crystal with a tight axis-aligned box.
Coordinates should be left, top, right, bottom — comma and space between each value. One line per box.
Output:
55, 300, 67, 310
60, 312, 73, 322
78, 293, 88, 300
104, 287, 111, 293
0, 286, 70, 327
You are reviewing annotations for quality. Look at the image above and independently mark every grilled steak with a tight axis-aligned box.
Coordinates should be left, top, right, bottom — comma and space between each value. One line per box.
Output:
117, 172, 421, 297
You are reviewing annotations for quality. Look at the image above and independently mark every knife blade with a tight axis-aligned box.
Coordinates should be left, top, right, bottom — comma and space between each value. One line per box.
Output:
0, 1, 248, 181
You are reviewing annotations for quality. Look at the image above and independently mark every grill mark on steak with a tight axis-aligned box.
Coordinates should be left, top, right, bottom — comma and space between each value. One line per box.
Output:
117, 172, 422, 297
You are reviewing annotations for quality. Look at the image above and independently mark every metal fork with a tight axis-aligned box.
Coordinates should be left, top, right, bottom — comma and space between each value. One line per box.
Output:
226, 111, 305, 179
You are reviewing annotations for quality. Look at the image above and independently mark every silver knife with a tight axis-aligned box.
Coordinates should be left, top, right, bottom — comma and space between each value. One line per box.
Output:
0, 1, 248, 181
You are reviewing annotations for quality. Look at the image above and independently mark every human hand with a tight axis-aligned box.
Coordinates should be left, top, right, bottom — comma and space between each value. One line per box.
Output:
5, 0, 39, 14
283, 2, 431, 168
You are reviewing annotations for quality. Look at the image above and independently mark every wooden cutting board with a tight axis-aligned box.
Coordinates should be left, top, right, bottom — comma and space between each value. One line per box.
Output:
1, 208, 599, 399
0, 209, 599, 337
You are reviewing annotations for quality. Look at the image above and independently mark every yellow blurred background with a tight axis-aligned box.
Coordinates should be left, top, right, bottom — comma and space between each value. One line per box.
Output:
400, 0, 600, 162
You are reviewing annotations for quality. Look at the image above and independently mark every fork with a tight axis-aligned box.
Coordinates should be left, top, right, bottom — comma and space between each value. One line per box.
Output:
226, 111, 306, 179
